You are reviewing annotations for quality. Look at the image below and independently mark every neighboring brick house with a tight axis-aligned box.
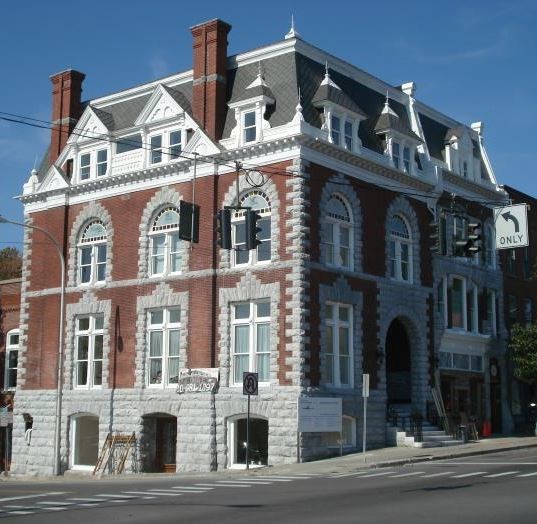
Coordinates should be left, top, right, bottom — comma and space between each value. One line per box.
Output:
11, 18, 510, 476
0, 278, 21, 472
501, 186, 537, 433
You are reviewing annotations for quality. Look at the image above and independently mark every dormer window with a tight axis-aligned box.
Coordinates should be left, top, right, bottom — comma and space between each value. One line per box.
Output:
149, 129, 183, 165
331, 115, 341, 145
243, 111, 257, 143
78, 149, 108, 181
403, 147, 411, 172
392, 142, 400, 169
344, 121, 353, 150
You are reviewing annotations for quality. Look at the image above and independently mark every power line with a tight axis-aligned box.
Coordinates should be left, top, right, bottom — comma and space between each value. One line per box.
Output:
0, 110, 508, 208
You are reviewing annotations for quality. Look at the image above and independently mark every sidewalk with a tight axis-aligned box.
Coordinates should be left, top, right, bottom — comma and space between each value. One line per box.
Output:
250, 435, 537, 477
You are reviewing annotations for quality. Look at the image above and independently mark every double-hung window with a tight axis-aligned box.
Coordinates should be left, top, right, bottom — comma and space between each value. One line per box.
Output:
232, 192, 271, 266
403, 146, 411, 173
78, 149, 108, 181
150, 135, 163, 164
388, 214, 411, 282
5, 329, 19, 389
78, 221, 107, 285
169, 131, 182, 159
232, 301, 270, 385
344, 121, 353, 150
325, 303, 352, 387
149, 207, 181, 276
325, 195, 352, 269
392, 142, 400, 169
331, 115, 341, 146
243, 111, 257, 143
147, 308, 181, 387
150, 130, 183, 164
75, 315, 104, 389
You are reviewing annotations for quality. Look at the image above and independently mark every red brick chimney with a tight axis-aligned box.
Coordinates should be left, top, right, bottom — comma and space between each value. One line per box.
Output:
190, 19, 231, 142
49, 69, 86, 165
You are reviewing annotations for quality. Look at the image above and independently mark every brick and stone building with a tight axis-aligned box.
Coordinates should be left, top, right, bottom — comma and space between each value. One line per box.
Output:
10, 19, 511, 475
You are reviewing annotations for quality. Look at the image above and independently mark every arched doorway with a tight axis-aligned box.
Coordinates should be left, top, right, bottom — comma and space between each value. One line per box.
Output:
228, 416, 268, 468
385, 318, 412, 404
71, 414, 99, 470
141, 413, 177, 473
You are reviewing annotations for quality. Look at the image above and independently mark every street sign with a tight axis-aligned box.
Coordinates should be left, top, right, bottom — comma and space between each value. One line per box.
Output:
243, 372, 258, 396
362, 373, 370, 398
494, 204, 529, 250
297, 397, 342, 433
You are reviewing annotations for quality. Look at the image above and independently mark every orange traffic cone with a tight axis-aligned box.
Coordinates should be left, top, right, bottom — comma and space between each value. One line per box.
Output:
482, 420, 492, 438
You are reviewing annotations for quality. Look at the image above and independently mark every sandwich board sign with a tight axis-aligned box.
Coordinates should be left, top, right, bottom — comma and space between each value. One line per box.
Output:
494, 204, 528, 250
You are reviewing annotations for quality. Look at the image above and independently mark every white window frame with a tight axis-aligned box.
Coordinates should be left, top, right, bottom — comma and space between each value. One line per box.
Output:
388, 214, 412, 283
392, 141, 401, 169
146, 307, 181, 388
231, 301, 271, 386
74, 314, 104, 390
149, 207, 182, 277
5, 329, 19, 390
232, 192, 272, 267
325, 194, 352, 270
324, 302, 353, 388
243, 110, 257, 144
149, 128, 184, 165
78, 148, 109, 181
78, 221, 107, 286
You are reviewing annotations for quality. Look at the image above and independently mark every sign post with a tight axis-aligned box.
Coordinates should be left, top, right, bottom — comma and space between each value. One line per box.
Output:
362, 373, 369, 462
494, 204, 529, 250
243, 372, 258, 470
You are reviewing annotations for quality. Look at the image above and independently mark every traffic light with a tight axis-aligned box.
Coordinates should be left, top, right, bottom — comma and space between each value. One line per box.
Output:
466, 222, 482, 255
245, 209, 262, 250
178, 200, 199, 243
217, 209, 232, 249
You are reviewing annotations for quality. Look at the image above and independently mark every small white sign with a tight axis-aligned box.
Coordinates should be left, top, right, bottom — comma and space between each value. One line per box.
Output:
297, 397, 342, 433
494, 204, 529, 250
362, 373, 370, 398
0, 412, 13, 427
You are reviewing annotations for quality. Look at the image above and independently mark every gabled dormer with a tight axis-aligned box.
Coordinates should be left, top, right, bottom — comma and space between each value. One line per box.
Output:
312, 65, 367, 153
444, 125, 480, 181
374, 96, 421, 174
228, 64, 275, 146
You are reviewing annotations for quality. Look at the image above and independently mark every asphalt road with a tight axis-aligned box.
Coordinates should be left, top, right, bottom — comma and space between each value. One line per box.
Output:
1, 448, 536, 523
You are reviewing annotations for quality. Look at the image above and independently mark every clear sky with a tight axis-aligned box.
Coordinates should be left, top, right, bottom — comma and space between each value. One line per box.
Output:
1, 0, 535, 249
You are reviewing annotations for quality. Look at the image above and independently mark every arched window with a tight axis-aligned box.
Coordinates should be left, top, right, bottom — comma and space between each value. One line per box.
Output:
388, 214, 411, 282
149, 207, 181, 276
232, 191, 271, 266
326, 195, 352, 269
78, 221, 107, 285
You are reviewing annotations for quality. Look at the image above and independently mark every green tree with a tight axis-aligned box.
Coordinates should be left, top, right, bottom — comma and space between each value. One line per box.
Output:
0, 247, 22, 280
509, 323, 537, 384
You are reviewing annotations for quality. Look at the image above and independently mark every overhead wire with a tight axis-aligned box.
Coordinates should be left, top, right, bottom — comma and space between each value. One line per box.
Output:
0, 110, 510, 208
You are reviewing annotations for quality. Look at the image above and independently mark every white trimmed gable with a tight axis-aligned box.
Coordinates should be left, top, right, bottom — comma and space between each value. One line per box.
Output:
67, 107, 109, 146
38, 165, 69, 193
182, 128, 221, 156
135, 84, 187, 126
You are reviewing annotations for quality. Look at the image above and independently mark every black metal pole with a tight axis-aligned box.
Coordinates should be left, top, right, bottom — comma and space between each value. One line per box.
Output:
246, 394, 250, 470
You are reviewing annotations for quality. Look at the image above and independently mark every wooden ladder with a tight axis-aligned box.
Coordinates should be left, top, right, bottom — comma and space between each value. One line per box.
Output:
93, 432, 136, 475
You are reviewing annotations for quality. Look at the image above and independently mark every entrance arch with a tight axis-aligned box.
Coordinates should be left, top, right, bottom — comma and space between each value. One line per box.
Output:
71, 414, 99, 470
140, 413, 177, 473
385, 318, 412, 404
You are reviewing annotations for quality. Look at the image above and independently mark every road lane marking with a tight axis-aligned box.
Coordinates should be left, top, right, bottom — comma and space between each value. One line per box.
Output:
359, 471, 396, 478
7, 510, 35, 515
421, 472, 456, 478
67, 498, 107, 502
217, 480, 272, 485
122, 491, 182, 497
389, 472, 426, 478
97, 494, 140, 499
0, 491, 68, 503
37, 501, 74, 506
170, 486, 214, 491
442, 462, 537, 465
451, 472, 487, 478
147, 489, 191, 493
246, 477, 293, 482
195, 483, 251, 488
517, 472, 537, 477
484, 471, 519, 478
331, 471, 372, 478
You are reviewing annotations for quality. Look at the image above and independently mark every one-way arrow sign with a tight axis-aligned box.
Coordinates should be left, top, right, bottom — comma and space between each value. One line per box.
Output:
494, 204, 528, 250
